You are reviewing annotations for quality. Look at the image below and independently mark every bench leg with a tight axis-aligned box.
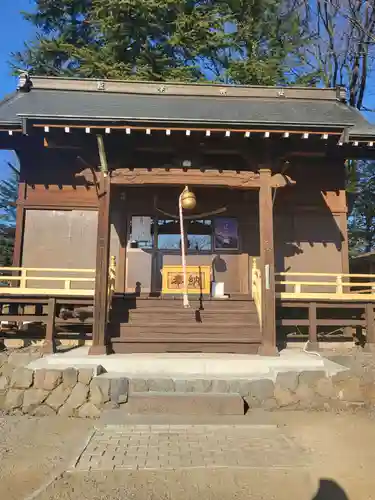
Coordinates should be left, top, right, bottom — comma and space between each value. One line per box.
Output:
41, 298, 56, 354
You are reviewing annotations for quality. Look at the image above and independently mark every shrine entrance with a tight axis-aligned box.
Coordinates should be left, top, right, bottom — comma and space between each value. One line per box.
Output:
123, 187, 256, 297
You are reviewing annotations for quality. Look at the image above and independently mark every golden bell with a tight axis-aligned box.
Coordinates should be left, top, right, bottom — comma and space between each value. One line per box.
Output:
181, 188, 196, 210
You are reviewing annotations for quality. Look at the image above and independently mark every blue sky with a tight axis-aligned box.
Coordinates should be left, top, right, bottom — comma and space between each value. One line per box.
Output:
0, 0, 35, 179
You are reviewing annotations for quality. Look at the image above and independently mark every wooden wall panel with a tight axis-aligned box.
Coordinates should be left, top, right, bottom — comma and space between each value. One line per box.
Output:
22, 209, 98, 288
24, 184, 98, 209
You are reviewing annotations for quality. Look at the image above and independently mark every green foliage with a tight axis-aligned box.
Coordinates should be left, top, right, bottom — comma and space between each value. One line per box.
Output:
12, 0, 308, 84
348, 161, 375, 257
0, 164, 19, 266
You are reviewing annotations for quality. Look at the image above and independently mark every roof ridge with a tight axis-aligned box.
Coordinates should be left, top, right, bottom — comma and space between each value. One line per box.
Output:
0, 91, 20, 108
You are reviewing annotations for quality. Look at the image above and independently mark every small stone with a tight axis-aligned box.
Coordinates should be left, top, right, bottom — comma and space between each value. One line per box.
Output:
58, 403, 74, 417
336, 378, 363, 403
244, 395, 261, 409
0, 352, 8, 369
4, 389, 24, 410
247, 379, 275, 401
315, 377, 335, 398
62, 368, 78, 389
7, 351, 40, 368
32, 405, 56, 416
10, 368, 33, 389
185, 379, 212, 393
90, 377, 110, 406
298, 371, 326, 388
33, 369, 46, 389
43, 370, 62, 391
22, 389, 49, 413
65, 383, 89, 409
0, 375, 10, 392
363, 383, 375, 403
78, 402, 101, 418
275, 372, 300, 392
45, 384, 71, 411
263, 398, 278, 410
110, 377, 129, 404
274, 386, 298, 407
0, 362, 14, 378
295, 383, 315, 408
211, 380, 229, 393
130, 378, 148, 392
147, 378, 174, 392
78, 368, 94, 386
331, 370, 352, 384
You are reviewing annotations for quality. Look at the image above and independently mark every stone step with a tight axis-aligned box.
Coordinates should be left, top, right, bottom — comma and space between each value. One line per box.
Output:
123, 392, 245, 416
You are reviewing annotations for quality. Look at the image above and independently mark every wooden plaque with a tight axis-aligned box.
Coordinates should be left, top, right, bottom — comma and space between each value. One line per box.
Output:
162, 265, 211, 295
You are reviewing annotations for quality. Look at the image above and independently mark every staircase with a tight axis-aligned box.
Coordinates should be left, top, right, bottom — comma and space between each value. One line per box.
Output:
109, 294, 262, 354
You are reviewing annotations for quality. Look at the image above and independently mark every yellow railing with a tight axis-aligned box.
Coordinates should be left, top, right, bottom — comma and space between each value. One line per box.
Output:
0, 257, 117, 298
251, 258, 262, 326
276, 272, 375, 301
108, 256, 117, 308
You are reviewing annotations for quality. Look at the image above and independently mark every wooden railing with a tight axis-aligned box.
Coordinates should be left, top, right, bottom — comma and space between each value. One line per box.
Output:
0, 267, 96, 296
0, 257, 117, 298
251, 258, 262, 326
276, 272, 375, 301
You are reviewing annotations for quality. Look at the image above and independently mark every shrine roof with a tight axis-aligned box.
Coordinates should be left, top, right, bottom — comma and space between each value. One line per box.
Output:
0, 75, 375, 139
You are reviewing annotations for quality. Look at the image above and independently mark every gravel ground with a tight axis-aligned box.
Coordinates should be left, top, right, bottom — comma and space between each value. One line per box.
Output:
1, 411, 375, 500
0, 414, 93, 500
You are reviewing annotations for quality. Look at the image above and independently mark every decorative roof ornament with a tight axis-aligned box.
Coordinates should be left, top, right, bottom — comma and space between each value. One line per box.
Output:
97, 80, 105, 91
158, 85, 166, 93
219, 88, 228, 96
277, 88, 286, 98
17, 72, 32, 92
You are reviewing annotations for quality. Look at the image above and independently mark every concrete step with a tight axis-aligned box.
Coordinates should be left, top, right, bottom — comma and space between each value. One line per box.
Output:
123, 392, 245, 416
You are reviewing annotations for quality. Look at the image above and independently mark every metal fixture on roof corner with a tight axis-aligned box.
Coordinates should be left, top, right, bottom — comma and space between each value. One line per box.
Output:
97, 80, 105, 91
336, 86, 347, 102
17, 72, 32, 92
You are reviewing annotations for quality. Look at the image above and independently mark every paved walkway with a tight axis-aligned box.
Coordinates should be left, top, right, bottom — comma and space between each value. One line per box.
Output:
73, 423, 307, 471
2, 412, 375, 499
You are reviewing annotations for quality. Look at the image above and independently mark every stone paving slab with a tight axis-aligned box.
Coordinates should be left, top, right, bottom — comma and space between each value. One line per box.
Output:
72, 424, 309, 472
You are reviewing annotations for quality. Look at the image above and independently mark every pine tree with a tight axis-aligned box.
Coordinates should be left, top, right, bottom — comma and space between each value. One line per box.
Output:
12, 0, 308, 84
0, 164, 19, 266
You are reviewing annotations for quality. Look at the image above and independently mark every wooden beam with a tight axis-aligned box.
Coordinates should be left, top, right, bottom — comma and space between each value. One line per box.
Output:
110, 168, 261, 188
32, 123, 342, 136
89, 173, 111, 355
258, 168, 278, 356
13, 182, 26, 267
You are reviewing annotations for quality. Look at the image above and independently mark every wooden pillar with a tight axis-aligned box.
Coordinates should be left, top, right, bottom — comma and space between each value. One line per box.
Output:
13, 182, 26, 267
306, 302, 319, 351
41, 297, 56, 354
364, 303, 375, 352
258, 168, 278, 356
89, 173, 111, 355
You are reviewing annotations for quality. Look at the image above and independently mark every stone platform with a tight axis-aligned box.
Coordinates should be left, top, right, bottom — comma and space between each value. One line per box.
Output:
27, 347, 345, 380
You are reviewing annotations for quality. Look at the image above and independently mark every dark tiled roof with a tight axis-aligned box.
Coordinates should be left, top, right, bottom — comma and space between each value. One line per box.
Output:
1, 85, 375, 138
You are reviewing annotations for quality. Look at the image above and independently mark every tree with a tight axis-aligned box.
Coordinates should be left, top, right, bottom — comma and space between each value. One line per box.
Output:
12, 0, 309, 84
0, 163, 19, 266
348, 161, 375, 256
298, 0, 375, 110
